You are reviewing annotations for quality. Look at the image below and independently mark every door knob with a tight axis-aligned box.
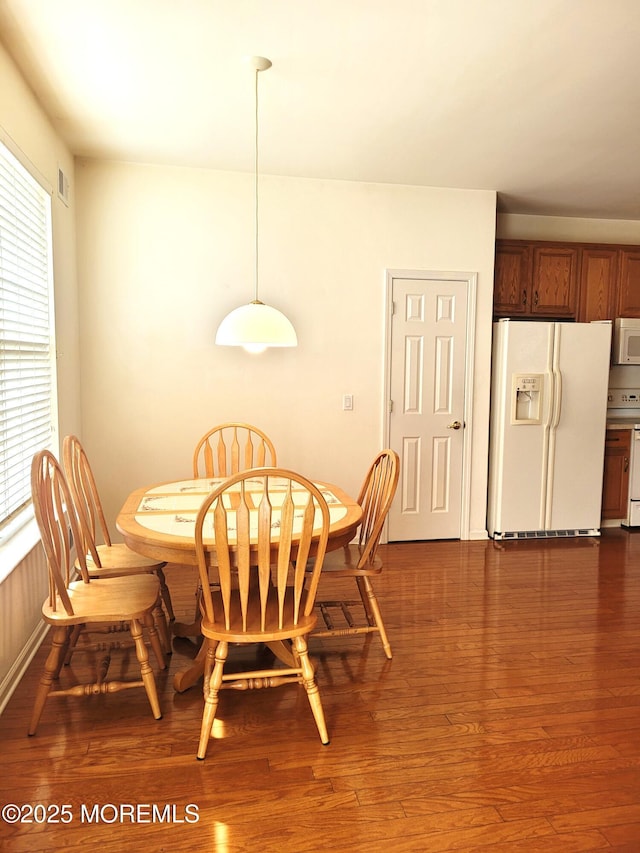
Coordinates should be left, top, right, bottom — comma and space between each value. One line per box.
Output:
447, 420, 462, 430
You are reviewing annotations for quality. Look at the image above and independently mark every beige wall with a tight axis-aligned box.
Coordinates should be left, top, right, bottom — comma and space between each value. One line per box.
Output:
497, 212, 640, 244
75, 161, 497, 540
0, 42, 80, 704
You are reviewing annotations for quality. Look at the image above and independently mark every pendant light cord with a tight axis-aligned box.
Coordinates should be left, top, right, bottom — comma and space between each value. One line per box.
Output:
254, 66, 260, 304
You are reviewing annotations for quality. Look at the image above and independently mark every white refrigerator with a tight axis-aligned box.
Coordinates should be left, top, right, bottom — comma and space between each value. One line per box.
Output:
487, 319, 612, 540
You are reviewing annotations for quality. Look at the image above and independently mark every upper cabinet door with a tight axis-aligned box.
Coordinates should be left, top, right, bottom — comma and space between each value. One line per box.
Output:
578, 247, 617, 322
493, 239, 640, 322
493, 242, 531, 317
531, 246, 578, 317
617, 250, 640, 317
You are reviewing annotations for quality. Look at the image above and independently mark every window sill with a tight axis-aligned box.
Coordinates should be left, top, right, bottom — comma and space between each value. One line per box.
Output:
0, 513, 41, 584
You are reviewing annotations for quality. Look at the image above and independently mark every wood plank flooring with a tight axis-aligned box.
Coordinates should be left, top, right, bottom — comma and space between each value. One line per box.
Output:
2, 529, 640, 851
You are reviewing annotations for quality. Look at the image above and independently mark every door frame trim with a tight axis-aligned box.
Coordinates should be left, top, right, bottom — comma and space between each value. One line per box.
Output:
383, 269, 478, 540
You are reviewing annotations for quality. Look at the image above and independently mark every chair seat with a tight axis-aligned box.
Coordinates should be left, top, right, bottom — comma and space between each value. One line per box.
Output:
201, 588, 317, 644
319, 545, 383, 577
81, 543, 165, 576
42, 574, 162, 626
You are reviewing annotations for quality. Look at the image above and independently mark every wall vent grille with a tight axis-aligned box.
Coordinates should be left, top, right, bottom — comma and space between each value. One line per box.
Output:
494, 528, 599, 540
57, 167, 69, 206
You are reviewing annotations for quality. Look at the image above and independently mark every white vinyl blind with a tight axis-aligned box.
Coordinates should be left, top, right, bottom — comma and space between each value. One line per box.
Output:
0, 141, 55, 532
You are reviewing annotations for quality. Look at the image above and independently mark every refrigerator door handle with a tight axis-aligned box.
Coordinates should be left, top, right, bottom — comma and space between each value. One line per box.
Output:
541, 371, 552, 529
544, 327, 563, 529
551, 369, 563, 429
543, 371, 554, 428
544, 368, 562, 530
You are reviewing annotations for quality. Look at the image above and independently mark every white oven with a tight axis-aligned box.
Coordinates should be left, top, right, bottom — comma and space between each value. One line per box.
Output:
607, 388, 640, 528
629, 428, 640, 526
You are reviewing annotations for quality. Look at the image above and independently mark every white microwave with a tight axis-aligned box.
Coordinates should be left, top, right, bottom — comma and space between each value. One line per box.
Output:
614, 318, 640, 364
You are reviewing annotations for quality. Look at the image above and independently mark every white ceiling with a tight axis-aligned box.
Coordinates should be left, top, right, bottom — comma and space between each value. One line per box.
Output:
1, 0, 640, 219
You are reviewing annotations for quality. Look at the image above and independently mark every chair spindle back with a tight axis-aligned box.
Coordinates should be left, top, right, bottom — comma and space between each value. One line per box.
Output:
62, 434, 111, 568
31, 449, 90, 616
356, 449, 400, 566
195, 468, 329, 635
193, 423, 277, 478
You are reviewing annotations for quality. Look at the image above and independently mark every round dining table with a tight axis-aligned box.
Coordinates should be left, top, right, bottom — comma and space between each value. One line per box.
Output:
116, 475, 363, 691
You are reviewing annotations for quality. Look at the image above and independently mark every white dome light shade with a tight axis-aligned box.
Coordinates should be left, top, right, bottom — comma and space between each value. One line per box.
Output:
215, 300, 298, 353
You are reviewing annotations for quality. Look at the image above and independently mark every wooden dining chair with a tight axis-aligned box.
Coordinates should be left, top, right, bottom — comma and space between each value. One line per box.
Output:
310, 449, 400, 659
62, 435, 174, 638
28, 450, 166, 736
179, 423, 278, 639
194, 468, 331, 760
192, 422, 277, 477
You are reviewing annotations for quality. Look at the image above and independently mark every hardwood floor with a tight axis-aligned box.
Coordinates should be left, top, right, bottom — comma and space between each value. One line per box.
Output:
2, 530, 640, 851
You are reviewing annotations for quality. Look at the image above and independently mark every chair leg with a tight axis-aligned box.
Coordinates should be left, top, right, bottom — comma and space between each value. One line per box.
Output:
197, 640, 228, 760
62, 623, 82, 666
153, 603, 171, 655
357, 576, 392, 659
202, 639, 217, 698
355, 575, 375, 625
155, 566, 175, 622
294, 635, 329, 745
28, 625, 68, 736
130, 617, 162, 719
143, 611, 167, 671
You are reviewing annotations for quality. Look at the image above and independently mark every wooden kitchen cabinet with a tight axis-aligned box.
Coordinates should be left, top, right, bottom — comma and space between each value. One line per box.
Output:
601, 429, 631, 520
616, 250, 640, 317
531, 245, 578, 317
494, 239, 640, 321
493, 242, 531, 316
493, 241, 578, 318
578, 247, 618, 322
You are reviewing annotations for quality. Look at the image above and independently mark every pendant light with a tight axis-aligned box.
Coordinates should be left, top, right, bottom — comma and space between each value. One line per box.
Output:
215, 56, 297, 354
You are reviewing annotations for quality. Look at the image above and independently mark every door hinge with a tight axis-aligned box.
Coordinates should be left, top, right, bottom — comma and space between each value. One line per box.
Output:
388, 400, 394, 413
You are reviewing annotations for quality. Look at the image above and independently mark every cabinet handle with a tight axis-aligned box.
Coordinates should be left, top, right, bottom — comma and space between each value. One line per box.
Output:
534, 290, 539, 307
625, 457, 629, 473
522, 289, 527, 305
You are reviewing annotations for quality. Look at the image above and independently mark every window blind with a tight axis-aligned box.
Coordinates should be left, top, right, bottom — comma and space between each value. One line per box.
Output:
0, 141, 55, 531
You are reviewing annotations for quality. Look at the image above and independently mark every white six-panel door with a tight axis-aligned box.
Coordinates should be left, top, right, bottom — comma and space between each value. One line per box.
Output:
386, 273, 470, 540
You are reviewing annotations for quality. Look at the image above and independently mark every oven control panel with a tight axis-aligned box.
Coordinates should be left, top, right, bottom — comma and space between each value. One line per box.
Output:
608, 388, 640, 410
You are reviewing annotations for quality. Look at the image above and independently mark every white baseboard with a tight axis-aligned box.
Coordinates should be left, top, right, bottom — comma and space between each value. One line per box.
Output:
0, 621, 48, 716
469, 527, 489, 540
